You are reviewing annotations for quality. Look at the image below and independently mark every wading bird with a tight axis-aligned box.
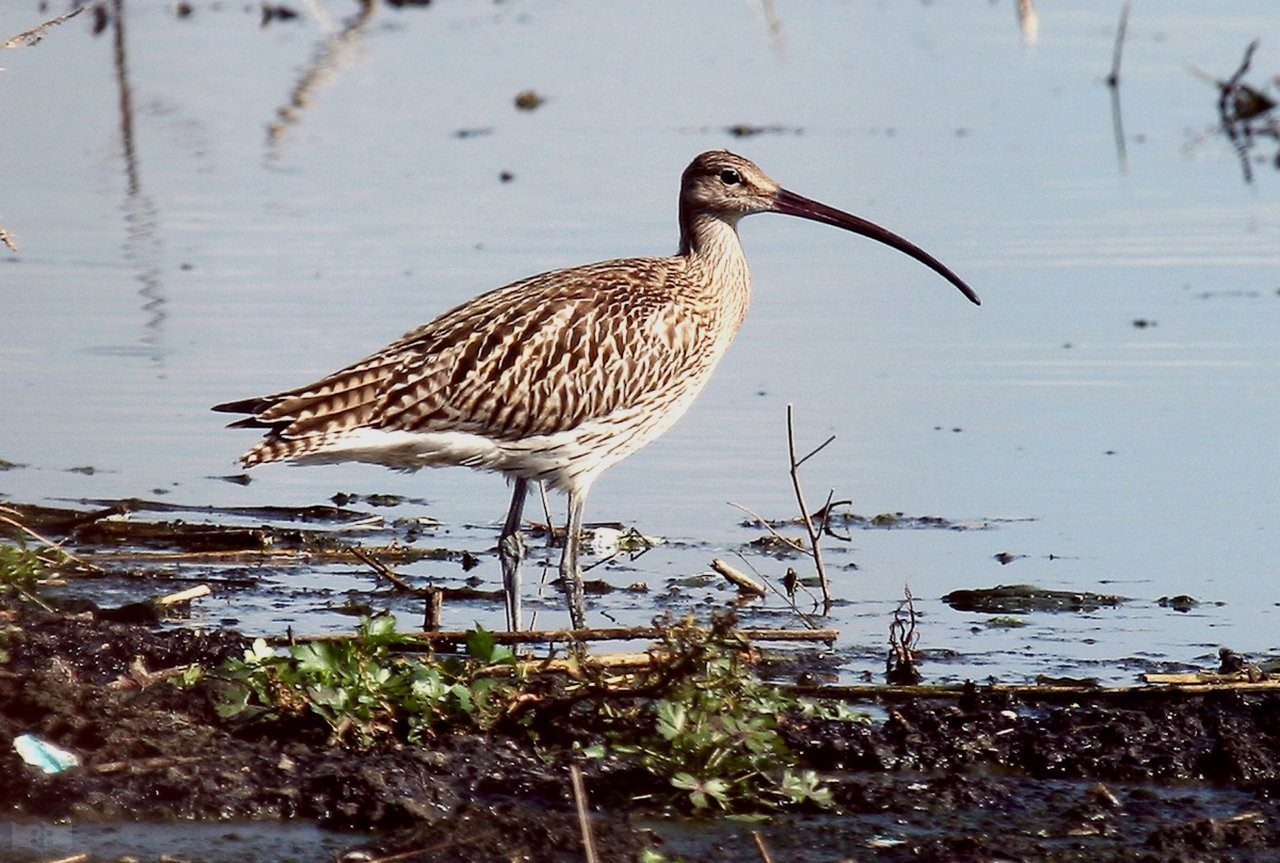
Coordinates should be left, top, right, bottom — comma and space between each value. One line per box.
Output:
214, 150, 979, 630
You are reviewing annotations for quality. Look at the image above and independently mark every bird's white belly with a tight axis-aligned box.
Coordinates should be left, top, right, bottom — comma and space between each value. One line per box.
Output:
288, 382, 708, 496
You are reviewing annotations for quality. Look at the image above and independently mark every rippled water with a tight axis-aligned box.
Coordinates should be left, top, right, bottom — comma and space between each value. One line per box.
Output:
1, 1, 1277, 684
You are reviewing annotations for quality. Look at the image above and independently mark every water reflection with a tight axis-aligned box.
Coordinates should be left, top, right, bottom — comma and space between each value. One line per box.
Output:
109, 0, 166, 363
1015, 0, 1038, 47
1187, 39, 1280, 184
1105, 2, 1131, 174
265, 0, 376, 160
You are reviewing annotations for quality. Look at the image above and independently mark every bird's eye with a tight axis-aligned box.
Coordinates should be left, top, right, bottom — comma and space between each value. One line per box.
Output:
719, 168, 742, 186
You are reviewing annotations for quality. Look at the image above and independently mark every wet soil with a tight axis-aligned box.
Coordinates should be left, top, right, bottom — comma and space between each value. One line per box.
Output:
3, 601, 1279, 862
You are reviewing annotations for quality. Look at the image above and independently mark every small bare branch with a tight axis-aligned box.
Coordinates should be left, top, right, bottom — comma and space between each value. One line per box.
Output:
570, 764, 599, 863
886, 584, 922, 685
752, 830, 778, 863
794, 433, 836, 469
350, 546, 421, 595
786, 404, 832, 609
726, 500, 806, 554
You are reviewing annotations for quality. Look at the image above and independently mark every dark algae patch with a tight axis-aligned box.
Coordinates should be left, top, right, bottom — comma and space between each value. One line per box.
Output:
3, 600, 1280, 862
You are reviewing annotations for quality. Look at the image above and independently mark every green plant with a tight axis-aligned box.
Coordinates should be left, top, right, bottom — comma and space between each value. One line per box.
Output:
583, 615, 836, 813
0, 541, 47, 590
216, 616, 520, 744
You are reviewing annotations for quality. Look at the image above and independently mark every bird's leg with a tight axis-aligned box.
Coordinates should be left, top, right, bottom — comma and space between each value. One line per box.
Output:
500, 477, 529, 631
560, 491, 587, 629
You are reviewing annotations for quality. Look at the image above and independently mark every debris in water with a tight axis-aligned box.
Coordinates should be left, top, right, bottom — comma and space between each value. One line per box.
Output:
514, 89, 545, 111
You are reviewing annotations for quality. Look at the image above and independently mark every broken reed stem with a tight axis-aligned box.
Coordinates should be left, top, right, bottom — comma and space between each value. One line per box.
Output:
350, 547, 420, 594
710, 557, 766, 596
153, 584, 211, 607
351, 547, 443, 631
570, 764, 599, 863
785, 404, 832, 608
752, 830, 777, 863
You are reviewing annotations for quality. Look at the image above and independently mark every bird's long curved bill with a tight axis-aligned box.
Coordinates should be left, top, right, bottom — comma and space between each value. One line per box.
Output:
773, 188, 980, 306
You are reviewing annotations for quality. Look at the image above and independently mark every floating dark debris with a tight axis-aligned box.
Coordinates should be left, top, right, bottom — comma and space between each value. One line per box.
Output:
943, 584, 1126, 614
513, 89, 545, 111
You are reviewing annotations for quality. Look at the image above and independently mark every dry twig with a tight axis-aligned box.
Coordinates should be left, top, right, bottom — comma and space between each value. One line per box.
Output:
752, 830, 777, 863
710, 557, 766, 597
786, 404, 833, 608
886, 585, 921, 685
570, 764, 599, 863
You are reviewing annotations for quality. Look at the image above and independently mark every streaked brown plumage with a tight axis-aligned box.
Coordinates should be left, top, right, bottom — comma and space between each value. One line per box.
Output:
214, 150, 979, 629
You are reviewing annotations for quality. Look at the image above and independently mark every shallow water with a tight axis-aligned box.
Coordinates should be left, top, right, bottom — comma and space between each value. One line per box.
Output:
0, 819, 362, 863
1, 1, 1278, 684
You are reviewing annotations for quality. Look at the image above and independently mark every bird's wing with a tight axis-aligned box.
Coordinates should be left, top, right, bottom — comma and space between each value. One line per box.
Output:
214, 257, 715, 462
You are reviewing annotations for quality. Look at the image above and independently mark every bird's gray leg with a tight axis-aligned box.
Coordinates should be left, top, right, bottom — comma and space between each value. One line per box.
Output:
500, 477, 529, 631
560, 491, 587, 629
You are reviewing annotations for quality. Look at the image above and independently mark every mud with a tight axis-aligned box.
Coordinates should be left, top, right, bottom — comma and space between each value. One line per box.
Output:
2, 600, 1279, 862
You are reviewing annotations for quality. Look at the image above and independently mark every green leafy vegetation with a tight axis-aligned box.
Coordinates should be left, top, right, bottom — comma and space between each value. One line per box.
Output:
581, 615, 854, 812
0, 506, 73, 598
216, 616, 520, 744
215, 612, 856, 813
0, 542, 50, 591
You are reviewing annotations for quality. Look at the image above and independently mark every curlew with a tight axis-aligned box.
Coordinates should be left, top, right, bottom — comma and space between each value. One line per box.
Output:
213, 150, 979, 630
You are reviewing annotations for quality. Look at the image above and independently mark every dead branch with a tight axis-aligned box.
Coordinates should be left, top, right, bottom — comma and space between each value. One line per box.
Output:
350, 546, 423, 594
752, 830, 778, 863
786, 404, 832, 607
710, 557, 766, 596
570, 765, 600, 863
885, 585, 921, 685
153, 584, 211, 608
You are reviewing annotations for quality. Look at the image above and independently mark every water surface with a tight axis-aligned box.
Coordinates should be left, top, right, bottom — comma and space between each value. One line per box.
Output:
1, 1, 1277, 684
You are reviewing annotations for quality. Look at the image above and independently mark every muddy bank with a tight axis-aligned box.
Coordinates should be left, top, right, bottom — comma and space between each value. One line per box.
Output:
2, 602, 1279, 862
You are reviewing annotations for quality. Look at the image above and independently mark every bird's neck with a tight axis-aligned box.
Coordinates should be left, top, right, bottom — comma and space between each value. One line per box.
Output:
678, 211, 752, 328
